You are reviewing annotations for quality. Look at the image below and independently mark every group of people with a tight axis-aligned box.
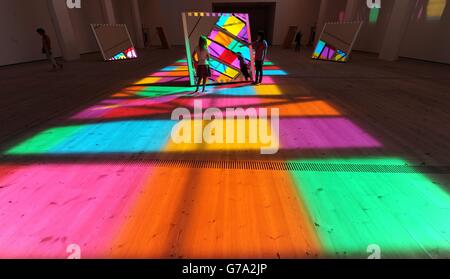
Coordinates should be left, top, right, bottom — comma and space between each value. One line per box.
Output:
192, 30, 269, 94
36, 27, 271, 93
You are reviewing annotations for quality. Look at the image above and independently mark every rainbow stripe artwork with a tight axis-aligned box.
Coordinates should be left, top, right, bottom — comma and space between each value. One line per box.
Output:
1, 58, 449, 259
312, 40, 348, 62
91, 24, 138, 62
182, 12, 254, 85
109, 48, 138, 61
312, 22, 362, 63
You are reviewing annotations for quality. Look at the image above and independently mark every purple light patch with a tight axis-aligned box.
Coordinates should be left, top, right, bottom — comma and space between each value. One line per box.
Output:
280, 118, 382, 149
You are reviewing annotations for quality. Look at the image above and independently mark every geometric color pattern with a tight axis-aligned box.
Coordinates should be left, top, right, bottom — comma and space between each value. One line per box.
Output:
1, 58, 449, 259
109, 48, 138, 61
183, 12, 255, 85
312, 40, 348, 62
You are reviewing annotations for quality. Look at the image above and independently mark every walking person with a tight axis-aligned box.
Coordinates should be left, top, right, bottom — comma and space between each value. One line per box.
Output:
192, 36, 210, 94
36, 28, 63, 71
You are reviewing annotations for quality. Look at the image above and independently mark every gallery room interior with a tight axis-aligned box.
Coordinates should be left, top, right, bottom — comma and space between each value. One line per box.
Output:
0, 0, 449, 260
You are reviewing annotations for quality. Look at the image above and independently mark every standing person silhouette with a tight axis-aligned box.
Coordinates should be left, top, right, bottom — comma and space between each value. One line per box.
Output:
295, 31, 303, 52
36, 28, 63, 71
192, 36, 210, 94
251, 31, 268, 85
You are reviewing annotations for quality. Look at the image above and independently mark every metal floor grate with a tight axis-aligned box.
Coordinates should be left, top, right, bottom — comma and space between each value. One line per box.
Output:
137, 159, 450, 174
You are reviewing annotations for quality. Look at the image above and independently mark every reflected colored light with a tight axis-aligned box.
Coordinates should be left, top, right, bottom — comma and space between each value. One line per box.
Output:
6, 121, 176, 155
134, 86, 192, 97
111, 167, 321, 258
0, 163, 150, 258
109, 48, 138, 61
290, 158, 450, 256
264, 70, 288, 76
209, 59, 240, 79
150, 71, 189, 77
313, 40, 347, 62
216, 14, 248, 41
427, 0, 447, 19
369, 8, 380, 23
165, 119, 278, 152
71, 96, 182, 120
207, 39, 245, 69
160, 66, 188, 72
338, 11, 345, 22
208, 29, 251, 61
275, 100, 341, 117
111, 85, 191, 98
280, 118, 381, 149
213, 84, 282, 96
134, 77, 161, 85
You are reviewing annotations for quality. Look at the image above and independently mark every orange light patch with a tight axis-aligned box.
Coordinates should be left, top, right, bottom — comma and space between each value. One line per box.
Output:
109, 167, 321, 258
275, 100, 342, 117
151, 71, 190, 77
254, 85, 282, 96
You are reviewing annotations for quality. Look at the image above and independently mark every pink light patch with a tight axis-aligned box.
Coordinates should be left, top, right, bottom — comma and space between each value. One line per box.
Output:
280, 118, 382, 149
0, 163, 152, 258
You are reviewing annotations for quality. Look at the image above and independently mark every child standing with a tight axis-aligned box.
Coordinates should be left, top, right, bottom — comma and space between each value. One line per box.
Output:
192, 36, 210, 93
237, 52, 251, 82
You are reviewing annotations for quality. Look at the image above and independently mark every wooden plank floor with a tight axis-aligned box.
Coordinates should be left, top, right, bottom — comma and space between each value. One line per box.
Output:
0, 47, 449, 258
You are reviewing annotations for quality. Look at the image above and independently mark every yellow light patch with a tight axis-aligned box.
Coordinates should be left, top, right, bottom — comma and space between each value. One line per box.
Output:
165, 118, 278, 152
134, 77, 161, 85
223, 16, 245, 37
224, 67, 239, 78
254, 85, 282, 96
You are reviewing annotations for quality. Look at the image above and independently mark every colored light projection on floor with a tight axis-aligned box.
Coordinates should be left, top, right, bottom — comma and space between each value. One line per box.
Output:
109, 167, 321, 258
109, 48, 138, 61
183, 12, 253, 85
0, 163, 152, 258
290, 158, 450, 257
1, 56, 449, 258
312, 40, 347, 62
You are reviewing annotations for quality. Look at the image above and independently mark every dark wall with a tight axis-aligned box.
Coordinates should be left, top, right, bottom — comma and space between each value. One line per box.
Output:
212, 2, 276, 44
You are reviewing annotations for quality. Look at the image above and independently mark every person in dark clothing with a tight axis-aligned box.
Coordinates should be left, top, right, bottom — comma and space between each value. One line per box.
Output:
237, 52, 251, 82
250, 31, 268, 85
295, 31, 303, 52
36, 28, 63, 71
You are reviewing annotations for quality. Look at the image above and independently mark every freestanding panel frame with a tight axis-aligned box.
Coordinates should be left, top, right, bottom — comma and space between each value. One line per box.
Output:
182, 12, 255, 86
91, 24, 138, 61
312, 21, 363, 63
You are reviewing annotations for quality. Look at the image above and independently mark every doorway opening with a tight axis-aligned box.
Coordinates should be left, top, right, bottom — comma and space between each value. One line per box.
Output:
212, 2, 276, 44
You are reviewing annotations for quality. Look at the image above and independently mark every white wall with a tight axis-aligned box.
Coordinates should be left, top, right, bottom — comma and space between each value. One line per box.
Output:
68, 0, 105, 54
324, 0, 347, 22
399, 0, 450, 64
113, 0, 138, 45
318, 0, 450, 64
139, 0, 321, 46
353, 0, 395, 53
0, 0, 62, 66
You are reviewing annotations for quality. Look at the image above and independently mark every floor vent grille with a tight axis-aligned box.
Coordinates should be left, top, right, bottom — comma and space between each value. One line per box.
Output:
139, 159, 450, 174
